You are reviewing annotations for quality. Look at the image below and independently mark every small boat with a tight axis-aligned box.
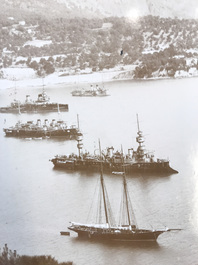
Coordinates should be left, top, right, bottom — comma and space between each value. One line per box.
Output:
71, 85, 109, 97
68, 143, 180, 241
0, 88, 68, 113
50, 115, 178, 175
60, 231, 70, 236
3, 118, 82, 139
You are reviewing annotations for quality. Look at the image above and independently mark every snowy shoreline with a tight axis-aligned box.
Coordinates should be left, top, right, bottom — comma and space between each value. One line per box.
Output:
0, 68, 129, 90
1, 66, 198, 90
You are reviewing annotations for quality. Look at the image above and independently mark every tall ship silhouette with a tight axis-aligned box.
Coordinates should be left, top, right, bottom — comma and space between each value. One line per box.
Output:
50, 115, 178, 175
0, 88, 68, 113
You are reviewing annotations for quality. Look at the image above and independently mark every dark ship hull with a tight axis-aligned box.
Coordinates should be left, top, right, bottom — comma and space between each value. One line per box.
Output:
0, 103, 68, 113
51, 157, 178, 174
51, 114, 178, 175
3, 119, 81, 139
72, 92, 108, 97
68, 224, 165, 241
4, 128, 79, 139
71, 84, 109, 97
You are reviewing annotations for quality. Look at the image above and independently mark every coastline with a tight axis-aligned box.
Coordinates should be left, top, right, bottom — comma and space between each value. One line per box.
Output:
1, 66, 198, 90
0, 68, 127, 90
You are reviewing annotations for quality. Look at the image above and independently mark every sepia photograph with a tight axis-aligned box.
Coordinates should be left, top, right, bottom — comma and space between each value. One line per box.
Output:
0, 0, 198, 264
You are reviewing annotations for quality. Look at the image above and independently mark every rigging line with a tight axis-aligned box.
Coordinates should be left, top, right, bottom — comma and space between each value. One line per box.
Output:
128, 189, 166, 229
99, 187, 103, 224
95, 185, 100, 224
118, 193, 124, 225
119, 187, 127, 226
126, 186, 138, 227
96, 185, 102, 224
105, 185, 116, 226
86, 177, 100, 223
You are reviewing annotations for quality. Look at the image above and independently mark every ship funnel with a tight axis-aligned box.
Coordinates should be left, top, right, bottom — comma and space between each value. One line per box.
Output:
37, 119, 41, 126
52, 119, 56, 126
38, 94, 42, 100
128, 148, 133, 156
26, 95, 30, 102
44, 119, 49, 126
107, 147, 114, 157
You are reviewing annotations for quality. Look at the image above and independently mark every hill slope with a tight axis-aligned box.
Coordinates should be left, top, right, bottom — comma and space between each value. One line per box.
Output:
1, 15, 198, 81
0, 0, 198, 19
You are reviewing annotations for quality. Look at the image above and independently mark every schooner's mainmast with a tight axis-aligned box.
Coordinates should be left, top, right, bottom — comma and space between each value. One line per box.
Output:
120, 146, 137, 229
99, 140, 109, 227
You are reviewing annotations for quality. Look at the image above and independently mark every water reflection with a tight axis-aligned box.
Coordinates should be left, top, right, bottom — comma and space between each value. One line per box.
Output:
70, 235, 160, 249
1, 78, 198, 264
51, 166, 174, 178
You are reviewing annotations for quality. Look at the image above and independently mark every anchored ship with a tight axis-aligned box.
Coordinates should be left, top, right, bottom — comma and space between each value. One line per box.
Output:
0, 89, 68, 113
71, 84, 109, 97
66, 143, 180, 241
50, 115, 178, 174
3, 119, 82, 139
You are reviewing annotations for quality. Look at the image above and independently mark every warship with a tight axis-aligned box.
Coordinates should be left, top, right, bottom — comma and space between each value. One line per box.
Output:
0, 89, 68, 113
66, 143, 180, 241
50, 115, 178, 174
3, 119, 82, 139
71, 84, 109, 97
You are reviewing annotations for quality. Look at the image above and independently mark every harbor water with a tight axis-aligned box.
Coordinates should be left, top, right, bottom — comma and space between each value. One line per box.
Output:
0, 77, 198, 265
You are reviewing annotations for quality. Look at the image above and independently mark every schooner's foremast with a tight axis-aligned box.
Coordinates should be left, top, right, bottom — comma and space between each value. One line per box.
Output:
99, 140, 110, 227
120, 146, 136, 230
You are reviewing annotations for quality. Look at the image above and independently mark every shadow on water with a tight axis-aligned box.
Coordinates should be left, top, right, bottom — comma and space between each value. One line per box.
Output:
18, 137, 78, 143
70, 235, 160, 250
52, 167, 99, 177
51, 166, 174, 179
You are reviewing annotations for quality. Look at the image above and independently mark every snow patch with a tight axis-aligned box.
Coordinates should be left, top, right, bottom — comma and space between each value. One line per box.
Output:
1, 68, 36, 80
24, 40, 52, 48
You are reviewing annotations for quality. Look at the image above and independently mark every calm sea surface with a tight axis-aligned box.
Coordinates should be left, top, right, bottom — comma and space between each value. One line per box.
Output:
0, 77, 198, 265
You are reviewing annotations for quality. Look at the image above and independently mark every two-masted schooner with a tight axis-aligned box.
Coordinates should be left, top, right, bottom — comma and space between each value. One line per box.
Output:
67, 143, 178, 241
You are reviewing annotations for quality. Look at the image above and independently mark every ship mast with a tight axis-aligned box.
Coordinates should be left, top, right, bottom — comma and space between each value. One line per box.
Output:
121, 146, 131, 228
99, 140, 109, 226
136, 114, 146, 161
77, 114, 80, 130
136, 113, 140, 132
123, 176, 131, 228
76, 115, 83, 158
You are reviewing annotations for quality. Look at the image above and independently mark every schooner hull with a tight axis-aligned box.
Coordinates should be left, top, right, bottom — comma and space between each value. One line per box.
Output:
69, 228, 164, 241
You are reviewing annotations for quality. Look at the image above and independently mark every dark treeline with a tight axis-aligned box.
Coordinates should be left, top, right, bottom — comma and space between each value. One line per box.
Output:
0, 244, 72, 265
